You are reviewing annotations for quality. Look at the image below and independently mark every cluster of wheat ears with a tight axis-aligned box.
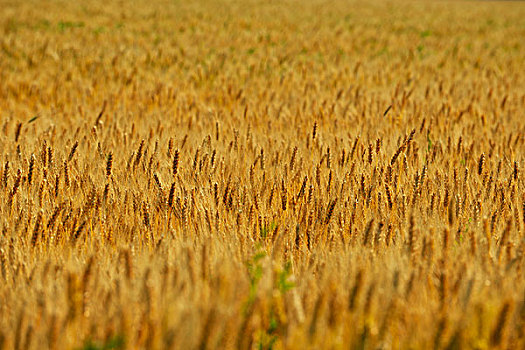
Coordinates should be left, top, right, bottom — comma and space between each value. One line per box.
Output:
0, 0, 524, 349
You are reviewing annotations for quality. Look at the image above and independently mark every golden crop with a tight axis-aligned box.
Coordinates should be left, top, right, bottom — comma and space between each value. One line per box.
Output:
0, 0, 524, 349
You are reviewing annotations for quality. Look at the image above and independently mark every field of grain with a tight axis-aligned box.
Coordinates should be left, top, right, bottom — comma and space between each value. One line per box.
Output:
0, 0, 524, 349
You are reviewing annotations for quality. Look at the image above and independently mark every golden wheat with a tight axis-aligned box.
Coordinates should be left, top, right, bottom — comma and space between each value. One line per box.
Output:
0, 0, 524, 349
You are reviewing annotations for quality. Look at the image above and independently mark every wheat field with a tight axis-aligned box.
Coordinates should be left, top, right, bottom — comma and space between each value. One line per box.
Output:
0, 0, 524, 349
